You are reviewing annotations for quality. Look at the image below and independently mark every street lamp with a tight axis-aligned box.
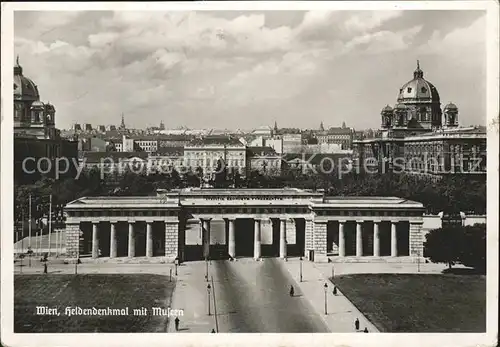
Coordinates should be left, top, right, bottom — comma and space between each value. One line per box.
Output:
207, 284, 212, 316
323, 283, 328, 315
299, 256, 303, 282
205, 257, 209, 282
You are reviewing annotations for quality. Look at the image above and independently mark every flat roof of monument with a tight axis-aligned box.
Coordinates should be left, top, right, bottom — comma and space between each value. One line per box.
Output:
163, 188, 323, 196
317, 196, 424, 209
65, 196, 175, 209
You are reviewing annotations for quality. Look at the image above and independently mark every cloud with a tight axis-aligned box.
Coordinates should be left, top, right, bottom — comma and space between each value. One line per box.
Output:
12, 10, 487, 129
418, 16, 485, 56
344, 25, 423, 55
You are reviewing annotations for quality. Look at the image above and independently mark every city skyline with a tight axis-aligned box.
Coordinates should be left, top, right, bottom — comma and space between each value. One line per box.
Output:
14, 10, 486, 130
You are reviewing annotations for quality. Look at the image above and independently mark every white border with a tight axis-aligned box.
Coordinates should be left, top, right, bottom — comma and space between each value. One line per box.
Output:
1, 2, 498, 347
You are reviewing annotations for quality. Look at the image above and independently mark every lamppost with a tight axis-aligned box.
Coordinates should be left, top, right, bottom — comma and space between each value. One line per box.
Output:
323, 283, 328, 315
175, 260, 178, 276
207, 283, 212, 316
205, 257, 209, 282
299, 256, 303, 282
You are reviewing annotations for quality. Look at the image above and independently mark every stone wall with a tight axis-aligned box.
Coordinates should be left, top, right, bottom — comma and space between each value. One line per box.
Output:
305, 219, 314, 258
313, 221, 327, 255
65, 223, 81, 258
165, 221, 179, 259
286, 219, 296, 245
261, 219, 273, 245
409, 221, 423, 257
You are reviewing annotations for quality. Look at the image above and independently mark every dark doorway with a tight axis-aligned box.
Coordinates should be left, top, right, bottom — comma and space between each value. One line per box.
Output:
397, 221, 410, 256
235, 218, 254, 257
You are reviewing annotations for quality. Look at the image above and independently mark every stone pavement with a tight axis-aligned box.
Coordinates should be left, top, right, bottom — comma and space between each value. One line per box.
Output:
281, 258, 379, 333
166, 261, 217, 333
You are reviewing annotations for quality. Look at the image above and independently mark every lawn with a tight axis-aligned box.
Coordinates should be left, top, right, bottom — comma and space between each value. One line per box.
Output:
14, 274, 175, 333
333, 273, 486, 332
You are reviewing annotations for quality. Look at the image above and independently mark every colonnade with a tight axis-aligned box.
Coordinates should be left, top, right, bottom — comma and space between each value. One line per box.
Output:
201, 217, 289, 260
337, 220, 400, 257
91, 221, 154, 259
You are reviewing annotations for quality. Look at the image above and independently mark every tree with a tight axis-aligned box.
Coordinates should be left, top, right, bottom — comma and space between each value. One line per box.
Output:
458, 223, 486, 273
424, 226, 464, 269
213, 158, 227, 188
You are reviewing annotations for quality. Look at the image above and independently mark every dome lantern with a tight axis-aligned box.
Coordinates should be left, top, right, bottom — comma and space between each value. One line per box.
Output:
413, 60, 423, 79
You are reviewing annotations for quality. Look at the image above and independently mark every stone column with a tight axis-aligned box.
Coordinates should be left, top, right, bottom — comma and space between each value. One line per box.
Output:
128, 222, 135, 258
279, 218, 287, 259
202, 219, 211, 259
373, 221, 380, 257
254, 218, 261, 260
356, 220, 363, 257
146, 222, 153, 257
110, 222, 117, 258
228, 218, 236, 259
391, 221, 398, 257
338, 220, 346, 257
92, 222, 99, 259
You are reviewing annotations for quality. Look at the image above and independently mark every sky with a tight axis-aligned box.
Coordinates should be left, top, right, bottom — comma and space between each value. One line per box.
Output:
13, 9, 486, 131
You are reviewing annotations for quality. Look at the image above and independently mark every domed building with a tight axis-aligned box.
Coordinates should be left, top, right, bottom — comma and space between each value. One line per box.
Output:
13, 56, 78, 184
380, 61, 448, 132
354, 61, 486, 177
14, 56, 58, 140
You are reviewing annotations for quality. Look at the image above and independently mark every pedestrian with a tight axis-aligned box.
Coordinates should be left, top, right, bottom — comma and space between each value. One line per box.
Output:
355, 318, 360, 331
333, 286, 337, 295
211, 329, 216, 333
174, 317, 180, 331
363, 327, 368, 333
43, 262, 47, 274
289, 285, 294, 297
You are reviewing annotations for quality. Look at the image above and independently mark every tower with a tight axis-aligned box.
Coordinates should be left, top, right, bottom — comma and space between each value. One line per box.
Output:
119, 113, 126, 130
443, 103, 459, 128
319, 121, 325, 131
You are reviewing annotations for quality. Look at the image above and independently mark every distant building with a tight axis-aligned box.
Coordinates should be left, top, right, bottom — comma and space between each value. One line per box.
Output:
80, 151, 148, 174
148, 147, 185, 174
107, 125, 117, 131
264, 138, 283, 154
13, 56, 77, 183
97, 125, 106, 133
246, 146, 283, 175
184, 136, 247, 177
74, 124, 82, 132
252, 125, 273, 138
281, 134, 303, 153
315, 127, 353, 149
78, 136, 107, 152
352, 61, 487, 177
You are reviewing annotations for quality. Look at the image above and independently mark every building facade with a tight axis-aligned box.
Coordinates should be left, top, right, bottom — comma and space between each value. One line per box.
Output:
13, 57, 78, 184
315, 127, 354, 150
184, 136, 247, 177
64, 189, 425, 263
352, 61, 487, 176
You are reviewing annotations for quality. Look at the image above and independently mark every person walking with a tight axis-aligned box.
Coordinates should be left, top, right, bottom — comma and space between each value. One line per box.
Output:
211, 329, 216, 333
363, 327, 368, 333
355, 318, 360, 331
333, 286, 337, 295
174, 317, 180, 331
43, 262, 47, 274
289, 285, 294, 297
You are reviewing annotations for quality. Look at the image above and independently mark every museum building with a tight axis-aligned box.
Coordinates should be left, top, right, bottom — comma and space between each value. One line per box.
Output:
352, 61, 486, 177
64, 188, 425, 263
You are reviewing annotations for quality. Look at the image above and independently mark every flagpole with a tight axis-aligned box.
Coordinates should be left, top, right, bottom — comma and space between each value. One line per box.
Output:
28, 194, 32, 248
48, 195, 52, 257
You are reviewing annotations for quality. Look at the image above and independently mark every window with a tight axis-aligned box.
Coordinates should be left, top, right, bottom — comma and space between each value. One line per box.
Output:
421, 87, 427, 93
407, 87, 412, 93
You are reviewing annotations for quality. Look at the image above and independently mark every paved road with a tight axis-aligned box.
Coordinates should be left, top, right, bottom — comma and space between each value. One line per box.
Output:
211, 259, 329, 333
